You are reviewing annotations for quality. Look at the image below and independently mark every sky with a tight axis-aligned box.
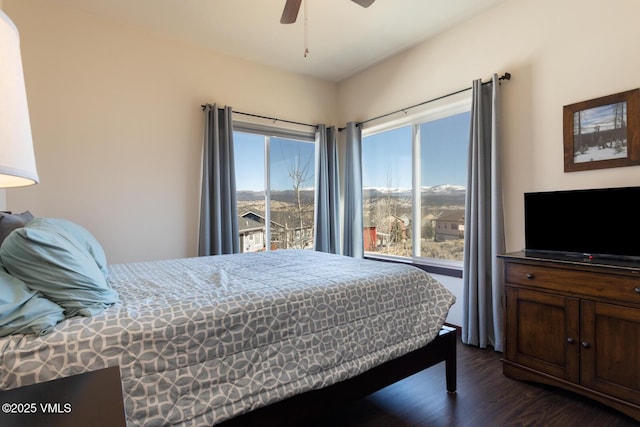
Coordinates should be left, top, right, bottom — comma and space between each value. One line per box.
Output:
233, 110, 470, 192
362, 111, 470, 189
234, 133, 265, 191
234, 133, 315, 191
576, 101, 626, 133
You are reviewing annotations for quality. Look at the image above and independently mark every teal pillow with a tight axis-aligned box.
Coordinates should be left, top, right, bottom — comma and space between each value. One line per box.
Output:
28, 217, 108, 277
0, 223, 119, 318
0, 268, 65, 337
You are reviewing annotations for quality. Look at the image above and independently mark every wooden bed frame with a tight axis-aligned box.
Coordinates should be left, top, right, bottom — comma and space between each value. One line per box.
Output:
219, 327, 457, 426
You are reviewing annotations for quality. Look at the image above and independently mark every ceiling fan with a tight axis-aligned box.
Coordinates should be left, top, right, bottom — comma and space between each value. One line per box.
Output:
280, 0, 376, 24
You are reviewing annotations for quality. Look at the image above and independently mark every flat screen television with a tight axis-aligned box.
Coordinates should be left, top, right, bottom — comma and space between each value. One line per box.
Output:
524, 186, 640, 262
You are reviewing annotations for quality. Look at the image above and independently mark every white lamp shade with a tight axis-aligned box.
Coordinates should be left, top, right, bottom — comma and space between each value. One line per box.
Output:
0, 10, 39, 187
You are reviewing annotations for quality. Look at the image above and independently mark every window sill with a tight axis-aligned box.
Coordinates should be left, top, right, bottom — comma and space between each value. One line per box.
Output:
364, 253, 463, 278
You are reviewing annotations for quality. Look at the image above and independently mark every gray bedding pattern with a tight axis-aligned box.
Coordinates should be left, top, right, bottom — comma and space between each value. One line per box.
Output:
0, 250, 455, 426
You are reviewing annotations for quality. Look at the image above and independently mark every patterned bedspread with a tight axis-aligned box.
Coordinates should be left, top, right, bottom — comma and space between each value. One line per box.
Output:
0, 250, 455, 426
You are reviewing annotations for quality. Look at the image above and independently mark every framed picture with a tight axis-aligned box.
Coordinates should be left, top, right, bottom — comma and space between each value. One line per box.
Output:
563, 89, 640, 172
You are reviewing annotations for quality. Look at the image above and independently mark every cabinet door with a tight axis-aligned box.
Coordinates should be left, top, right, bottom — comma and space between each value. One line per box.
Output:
581, 301, 640, 405
505, 287, 580, 382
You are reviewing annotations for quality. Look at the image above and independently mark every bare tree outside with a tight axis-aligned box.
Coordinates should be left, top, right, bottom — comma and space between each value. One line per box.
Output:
280, 146, 314, 249
375, 172, 411, 256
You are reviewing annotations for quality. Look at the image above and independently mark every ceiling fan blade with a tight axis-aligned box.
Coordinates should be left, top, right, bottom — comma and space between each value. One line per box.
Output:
281, 0, 302, 24
351, 0, 375, 7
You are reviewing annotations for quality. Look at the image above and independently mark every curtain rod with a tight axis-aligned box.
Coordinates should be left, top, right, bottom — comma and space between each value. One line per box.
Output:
202, 72, 511, 132
345, 72, 511, 130
201, 104, 318, 129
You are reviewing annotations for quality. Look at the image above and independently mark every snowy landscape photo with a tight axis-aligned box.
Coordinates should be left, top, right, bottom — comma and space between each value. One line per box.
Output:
563, 89, 640, 172
572, 101, 627, 163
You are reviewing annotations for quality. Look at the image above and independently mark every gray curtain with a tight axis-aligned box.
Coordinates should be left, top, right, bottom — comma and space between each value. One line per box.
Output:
342, 122, 364, 258
198, 104, 240, 256
462, 74, 506, 351
314, 125, 341, 253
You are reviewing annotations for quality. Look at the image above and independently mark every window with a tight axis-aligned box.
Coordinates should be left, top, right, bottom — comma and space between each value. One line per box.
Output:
362, 97, 470, 268
234, 123, 315, 253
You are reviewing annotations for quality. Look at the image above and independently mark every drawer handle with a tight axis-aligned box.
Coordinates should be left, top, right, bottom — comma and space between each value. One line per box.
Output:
581, 341, 590, 349
526, 273, 535, 279
634, 287, 640, 294
567, 337, 575, 344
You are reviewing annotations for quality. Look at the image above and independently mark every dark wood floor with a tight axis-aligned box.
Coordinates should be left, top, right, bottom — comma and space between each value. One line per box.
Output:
309, 338, 638, 427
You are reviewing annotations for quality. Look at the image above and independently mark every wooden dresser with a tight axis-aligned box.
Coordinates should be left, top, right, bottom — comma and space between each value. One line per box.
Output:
500, 251, 640, 421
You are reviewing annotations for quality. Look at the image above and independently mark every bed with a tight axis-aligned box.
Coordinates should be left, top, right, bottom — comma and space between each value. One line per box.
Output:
0, 216, 456, 426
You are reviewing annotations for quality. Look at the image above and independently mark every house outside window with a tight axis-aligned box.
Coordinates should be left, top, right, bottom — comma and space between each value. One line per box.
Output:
238, 214, 264, 253
233, 123, 315, 252
362, 95, 470, 269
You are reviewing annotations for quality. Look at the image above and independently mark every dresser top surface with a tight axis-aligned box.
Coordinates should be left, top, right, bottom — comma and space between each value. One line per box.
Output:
500, 250, 640, 273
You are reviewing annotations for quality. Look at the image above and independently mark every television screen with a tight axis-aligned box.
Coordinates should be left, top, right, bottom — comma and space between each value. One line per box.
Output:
524, 186, 640, 261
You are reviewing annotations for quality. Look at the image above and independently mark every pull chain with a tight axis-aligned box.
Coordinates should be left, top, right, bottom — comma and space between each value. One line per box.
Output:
303, 0, 309, 57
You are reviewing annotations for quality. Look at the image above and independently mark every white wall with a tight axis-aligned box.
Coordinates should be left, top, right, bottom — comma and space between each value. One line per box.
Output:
4, 0, 337, 263
338, 0, 640, 327
430, 273, 463, 327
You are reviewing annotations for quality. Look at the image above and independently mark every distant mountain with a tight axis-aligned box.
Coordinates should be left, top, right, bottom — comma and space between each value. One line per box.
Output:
237, 190, 265, 202
425, 184, 466, 193
362, 184, 466, 207
363, 184, 464, 196
237, 189, 314, 204
363, 184, 464, 194
238, 184, 465, 206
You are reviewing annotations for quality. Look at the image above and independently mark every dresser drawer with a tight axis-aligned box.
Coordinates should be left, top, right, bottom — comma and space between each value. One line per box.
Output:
505, 262, 640, 305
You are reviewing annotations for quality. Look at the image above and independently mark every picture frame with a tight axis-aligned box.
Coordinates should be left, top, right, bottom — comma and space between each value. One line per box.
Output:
563, 89, 640, 172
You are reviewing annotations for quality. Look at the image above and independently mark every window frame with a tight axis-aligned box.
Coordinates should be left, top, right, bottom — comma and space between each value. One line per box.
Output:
361, 94, 471, 277
233, 121, 316, 252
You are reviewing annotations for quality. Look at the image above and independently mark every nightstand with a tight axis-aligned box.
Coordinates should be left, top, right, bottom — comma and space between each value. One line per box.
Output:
0, 366, 126, 427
